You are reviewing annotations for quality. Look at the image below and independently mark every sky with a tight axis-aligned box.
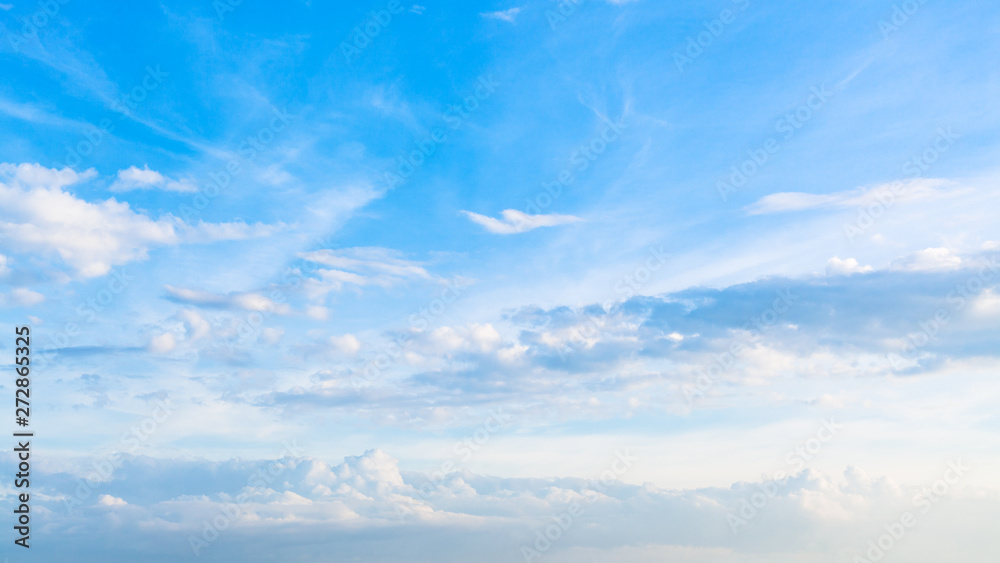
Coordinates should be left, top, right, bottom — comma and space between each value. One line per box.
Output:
1, 0, 1000, 561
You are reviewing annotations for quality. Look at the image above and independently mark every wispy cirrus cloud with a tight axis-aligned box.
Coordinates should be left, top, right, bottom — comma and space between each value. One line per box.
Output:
745, 178, 953, 215
481, 7, 521, 23
163, 285, 291, 314
461, 209, 583, 234
296, 247, 439, 299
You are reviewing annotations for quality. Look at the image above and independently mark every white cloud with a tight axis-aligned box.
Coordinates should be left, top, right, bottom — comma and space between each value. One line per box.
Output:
481, 7, 521, 22
745, 178, 951, 215
299, 247, 435, 297
0, 254, 8, 277
461, 209, 583, 234
0, 4, 13, 11
11, 287, 44, 306
178, 309, 211, 341
891, 247, 963, 272
164, 285, 291, 314
301, 247, 431, 280
148, 332, 177, 354
261, 327, 285, 345
109, 165, 198, 193
428, 323, 503, 353
22, 450, 998, 563
306, 305, 330, 320
0, 163, 277, 278
0, 287, 45, 307
96, 494, 127, 506
329, 334, 362, 355
971, 289, 1000, 317
826, 257, 873, 275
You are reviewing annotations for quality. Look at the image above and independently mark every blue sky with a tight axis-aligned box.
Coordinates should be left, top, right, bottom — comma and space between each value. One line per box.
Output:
2, 0, 1000, 561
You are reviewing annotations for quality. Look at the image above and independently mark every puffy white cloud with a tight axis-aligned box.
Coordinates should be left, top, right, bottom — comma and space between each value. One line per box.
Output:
0, 163, 277, 278
461, 209, 583, 234
178, 309, 211, 341
971, 289, 1000, 317
891, 247, 963, 271
149, 332, 177, 354
96, 494, 128, 506
329, 334, 362, 355
0, 287, 45, 307
0, 254, 8, 276
109, 165, 198, 193
826, 257, 873, 275
16, 450, 999, 563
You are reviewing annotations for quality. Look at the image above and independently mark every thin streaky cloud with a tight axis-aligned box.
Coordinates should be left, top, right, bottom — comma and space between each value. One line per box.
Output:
461, 209, 583, 234
481, 7, 521, 23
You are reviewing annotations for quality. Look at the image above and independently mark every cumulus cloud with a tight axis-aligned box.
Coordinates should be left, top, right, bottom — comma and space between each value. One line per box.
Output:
109, 165, 198, 193
148, 332, 177, 354
461, 209, 583, 234
0, 287, 45, 307
13, 450, 997, 563
0, 254, 9, 277
259, 256, 1000, 420
178, 309, 211, 341
826, 257, 873, 275
329, 334, 362, 355
0, 163, 278, 278
890, 247, 963, 272
745, 178, 951, 215
481, 7, 521, 22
